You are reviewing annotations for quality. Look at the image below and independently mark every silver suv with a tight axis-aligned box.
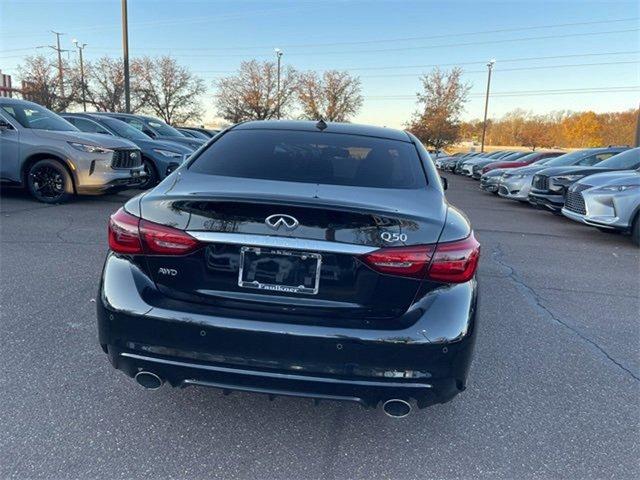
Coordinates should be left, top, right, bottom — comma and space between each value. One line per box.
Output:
562, 149, 640, 246
0, 98, 145, 203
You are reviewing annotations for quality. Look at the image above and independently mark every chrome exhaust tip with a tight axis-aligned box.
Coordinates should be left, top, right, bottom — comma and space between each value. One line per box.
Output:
382, 399, 412, 418
134, 371, 163, 390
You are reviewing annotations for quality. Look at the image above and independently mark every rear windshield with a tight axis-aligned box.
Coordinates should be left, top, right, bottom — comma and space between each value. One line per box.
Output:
544, 149, 600, 167
189, 129, 426, 189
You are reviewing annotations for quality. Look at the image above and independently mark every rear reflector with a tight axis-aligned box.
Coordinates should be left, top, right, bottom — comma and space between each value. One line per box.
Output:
360, 233, 480, 283
108, 208, 201, 255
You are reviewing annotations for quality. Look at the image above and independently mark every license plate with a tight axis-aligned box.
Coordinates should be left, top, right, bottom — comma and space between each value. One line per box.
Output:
238, 247, 322, 295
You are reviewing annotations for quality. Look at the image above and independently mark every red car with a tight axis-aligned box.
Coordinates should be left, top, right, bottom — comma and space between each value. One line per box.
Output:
481, 151, 564, 174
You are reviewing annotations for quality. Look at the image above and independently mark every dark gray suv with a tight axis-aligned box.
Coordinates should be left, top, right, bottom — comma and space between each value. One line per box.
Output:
0, 98, 145, 203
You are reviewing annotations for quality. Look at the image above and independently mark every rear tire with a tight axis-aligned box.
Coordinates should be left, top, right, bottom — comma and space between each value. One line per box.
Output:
26, 159, 74, 204
631, 213, 640, 247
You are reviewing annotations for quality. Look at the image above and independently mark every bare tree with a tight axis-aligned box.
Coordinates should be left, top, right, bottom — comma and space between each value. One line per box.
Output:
214, 59, 298, 122
297, 70, 363, 121
406, 67, 471, 150
17, 55, 74, 111
135, 56, 205, 124
76, 56, 144, 112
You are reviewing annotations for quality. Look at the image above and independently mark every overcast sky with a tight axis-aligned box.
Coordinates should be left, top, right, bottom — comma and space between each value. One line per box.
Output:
1, 0, 638, 127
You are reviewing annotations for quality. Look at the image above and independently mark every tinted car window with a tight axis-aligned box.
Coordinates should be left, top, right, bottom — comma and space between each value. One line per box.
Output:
1, 103, 77, 131
596, 148, 640, 169
121, 117, 152, 134
190, 129, 426, 189
186, 129, 209, 139
147, 120, 185, 137
576, 154, 601, 166
544, 150, 601, 167
101, 117, 150, 141
73, 117, 111, 135
501, 152, 530, 161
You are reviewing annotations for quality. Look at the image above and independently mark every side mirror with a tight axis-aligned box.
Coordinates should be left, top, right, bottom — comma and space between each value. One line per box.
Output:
0, 118, 12, 130
440, 176, 448, 190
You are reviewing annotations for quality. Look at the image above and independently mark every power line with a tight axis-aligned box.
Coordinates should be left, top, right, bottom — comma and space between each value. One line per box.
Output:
363, 86, 640, 100
191, 50, 640, 74
197, 60, 638, 79
339, 50, 640, 71
56, 17, 639, 52
357, 61, 639, 79
282, 28, 640, 57
6, 25, 633, 60
146, 28, 640, 58
0, 4, 318, 39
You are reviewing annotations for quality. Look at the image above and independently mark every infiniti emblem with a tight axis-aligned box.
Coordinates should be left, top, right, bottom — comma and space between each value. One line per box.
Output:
265, 214, 299, 231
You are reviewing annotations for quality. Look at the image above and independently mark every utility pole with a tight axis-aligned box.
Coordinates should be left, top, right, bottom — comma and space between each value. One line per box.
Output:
73, 39, 87, 111
275, 48, 283, 119
635, 103, 640, 147
121, 0, 131, 113
480, 59, 496, 153
38, 31, 69, 100
53, 31, 66, 98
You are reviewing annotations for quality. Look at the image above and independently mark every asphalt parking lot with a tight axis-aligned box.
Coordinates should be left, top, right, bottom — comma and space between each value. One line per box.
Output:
1, 175, 638, 480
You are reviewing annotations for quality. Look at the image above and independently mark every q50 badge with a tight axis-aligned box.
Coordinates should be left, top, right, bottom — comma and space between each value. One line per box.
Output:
380, 232, 407, 243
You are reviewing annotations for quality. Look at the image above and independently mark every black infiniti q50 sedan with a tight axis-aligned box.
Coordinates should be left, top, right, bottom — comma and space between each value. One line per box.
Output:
98, 120, 480, 417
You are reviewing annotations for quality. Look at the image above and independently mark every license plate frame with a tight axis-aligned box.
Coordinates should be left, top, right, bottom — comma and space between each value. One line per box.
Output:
238, 246, 322, 295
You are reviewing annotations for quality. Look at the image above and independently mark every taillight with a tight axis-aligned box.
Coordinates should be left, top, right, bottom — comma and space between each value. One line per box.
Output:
428, 234, 480, 283
108, 208, 201, 255
360, 234, 480, 283
360, 245, 435, 279
108, 208, 143, 254
139, 219, 200, 255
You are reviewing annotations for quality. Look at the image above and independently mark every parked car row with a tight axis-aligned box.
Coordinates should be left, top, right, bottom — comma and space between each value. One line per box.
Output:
0, 98, 215, 203
436, 146, 640, 245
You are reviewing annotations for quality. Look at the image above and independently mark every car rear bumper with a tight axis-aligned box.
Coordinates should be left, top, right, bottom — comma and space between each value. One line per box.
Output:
97, 254, 478, 409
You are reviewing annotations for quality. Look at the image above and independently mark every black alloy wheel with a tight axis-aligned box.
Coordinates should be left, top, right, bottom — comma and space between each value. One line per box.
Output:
140, 159, 158, 189
27, 159, 74, 204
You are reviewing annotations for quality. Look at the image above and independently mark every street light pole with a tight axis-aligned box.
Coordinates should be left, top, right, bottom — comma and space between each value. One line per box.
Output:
121, 0, 131, 113
73, 39, 87, 111
275, 48, 283, 119
480, 59, 496, 153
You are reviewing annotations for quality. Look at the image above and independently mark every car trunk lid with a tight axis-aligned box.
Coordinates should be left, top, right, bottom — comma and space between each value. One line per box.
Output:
138, 173, 446, 320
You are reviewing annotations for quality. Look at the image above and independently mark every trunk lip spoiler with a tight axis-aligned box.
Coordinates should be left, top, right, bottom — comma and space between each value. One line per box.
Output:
187, 231, 378, 255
